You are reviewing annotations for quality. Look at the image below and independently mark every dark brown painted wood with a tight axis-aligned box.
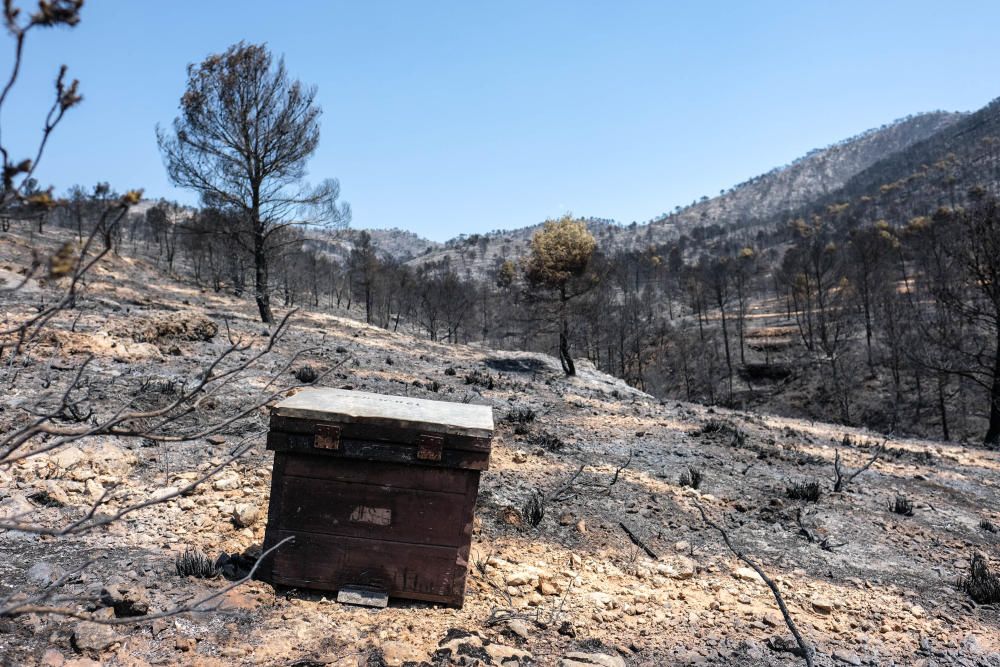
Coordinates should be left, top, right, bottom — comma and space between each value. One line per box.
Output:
266, 431, 489, 470
279, 455, 470, 494
266, 528, 464, 605
274, 474, 470, 546
270, 415, 492, 452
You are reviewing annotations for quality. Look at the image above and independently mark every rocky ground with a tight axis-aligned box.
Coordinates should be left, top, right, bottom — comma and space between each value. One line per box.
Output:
1, 228, 999, 666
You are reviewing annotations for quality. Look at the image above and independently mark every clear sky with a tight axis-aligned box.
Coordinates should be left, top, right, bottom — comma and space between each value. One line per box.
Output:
4, 1, 999, 241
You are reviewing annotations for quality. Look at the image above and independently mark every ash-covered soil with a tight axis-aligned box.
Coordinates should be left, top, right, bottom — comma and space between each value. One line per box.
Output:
1, 228, 999, 667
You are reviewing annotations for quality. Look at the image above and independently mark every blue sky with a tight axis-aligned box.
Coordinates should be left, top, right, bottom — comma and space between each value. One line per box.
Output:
4, 1, 1000, 241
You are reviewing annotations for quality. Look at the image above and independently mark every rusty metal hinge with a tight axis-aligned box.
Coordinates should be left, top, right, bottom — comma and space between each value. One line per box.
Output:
416, 434, 444, 461
314, 423, 342, 450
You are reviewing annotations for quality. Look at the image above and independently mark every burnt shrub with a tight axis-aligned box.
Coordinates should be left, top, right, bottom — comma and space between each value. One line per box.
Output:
889, 495, 914, 516
504, 406, 537, 425
294, 365, 319, 383
464, 369, 496, 389
175, 549, 218, 578
530, 430, 564, 451
786, 481, 821, 502
694, 420, 747, 448
981, 518, 998, 534
679, 467, 703, 489
959, 553, 1000, 604
521, 493, 544, 528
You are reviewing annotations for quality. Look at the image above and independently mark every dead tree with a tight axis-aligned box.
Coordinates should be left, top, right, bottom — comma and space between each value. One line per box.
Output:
832, 439, 884, 492
0, 2, 335, 625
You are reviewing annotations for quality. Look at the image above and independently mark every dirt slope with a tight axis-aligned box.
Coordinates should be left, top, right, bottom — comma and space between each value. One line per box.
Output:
1, 228, 998, 667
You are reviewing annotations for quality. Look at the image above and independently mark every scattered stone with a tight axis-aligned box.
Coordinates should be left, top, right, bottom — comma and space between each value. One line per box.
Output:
507, 570, 535, 587
213, 473, 240, 491
766, 635, 802, 656
559, 511, 574, 526
232, 502, 259, 528
560, 652, 626, 667
40, 648, 65, 667
72, 622, 118, 654
538, 575, 561, 596
576, 519, 587, 534
673, 557, 696, 580
811, 596, 835, 614
175, 636, 196, 652
27, 561, 64, 586
735, 567, 763, 584
762, 611, 783, 627
380, 641, 424, 666
50, 446, 87, 470
100, 583, 150, 617
833, 649, 862, 665
512, 449, 528, 463
486, 642, 532, 664
506, 618, 531, 640
206, 435, 226, 445
42, 480, 71, 506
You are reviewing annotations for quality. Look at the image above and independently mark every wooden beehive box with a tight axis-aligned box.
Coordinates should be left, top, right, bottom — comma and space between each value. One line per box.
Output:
261, 388, 493, 607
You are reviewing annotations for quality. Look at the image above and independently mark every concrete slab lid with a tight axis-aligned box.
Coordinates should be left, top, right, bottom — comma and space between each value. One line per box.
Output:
272, 388, 494, 438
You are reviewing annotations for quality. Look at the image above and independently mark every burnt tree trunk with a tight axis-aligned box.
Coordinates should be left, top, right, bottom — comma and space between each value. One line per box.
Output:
986, 330, 1000, 446
254, 225, 274, 324
558, 286, 575, 376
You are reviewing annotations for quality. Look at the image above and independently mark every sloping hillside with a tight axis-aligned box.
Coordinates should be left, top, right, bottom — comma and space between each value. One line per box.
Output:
2, 226, 999, 666
650, 111, 965, 233
371, 111, 965, 278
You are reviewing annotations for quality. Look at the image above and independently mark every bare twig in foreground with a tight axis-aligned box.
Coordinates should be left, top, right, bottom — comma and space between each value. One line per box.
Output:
693, 501, 814, 666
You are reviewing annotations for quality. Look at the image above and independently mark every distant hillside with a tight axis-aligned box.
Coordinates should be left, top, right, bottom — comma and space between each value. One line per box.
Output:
835, 99, 1000, 205
306, 227, 443, 264
358, 110, 967, 276
649, 110, 966, 234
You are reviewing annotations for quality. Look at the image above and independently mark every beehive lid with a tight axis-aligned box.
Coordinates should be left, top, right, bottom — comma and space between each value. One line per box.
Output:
272, 388, 494, 440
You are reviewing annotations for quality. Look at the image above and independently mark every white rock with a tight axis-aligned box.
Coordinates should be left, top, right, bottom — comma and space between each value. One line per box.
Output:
232, 503, 259, 528
213, 473, 240, 491
560, 652, 626, 667
734, 567, 763, 584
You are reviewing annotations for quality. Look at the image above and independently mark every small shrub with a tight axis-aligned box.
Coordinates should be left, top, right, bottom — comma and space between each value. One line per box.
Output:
889, 495, 914, 516
679, 467, 703, 489
696, 420, 729, 435
138, 376, 179, 394
464, 369, 496, 389
694, 420, 747, 448
530, 430, 564, 451
504, 406, 537, 425
444, 366, 457, 376
959, 553, 1000, 604
981, 518, 998, 534
728, 428, 748, 448
786, 481, 821, 502
521, 493, 544, 528
175, 549, 218, 578
294, 365, 319, 383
